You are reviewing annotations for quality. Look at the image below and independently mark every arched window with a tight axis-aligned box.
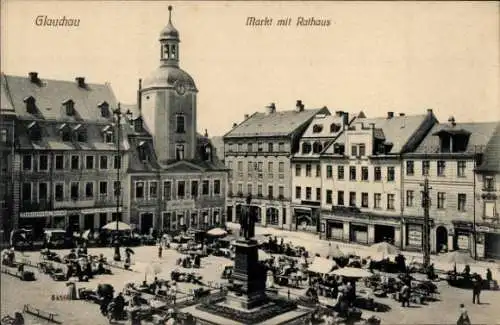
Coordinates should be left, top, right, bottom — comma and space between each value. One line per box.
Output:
302, 142, 312, 154
313, 141, 323, 154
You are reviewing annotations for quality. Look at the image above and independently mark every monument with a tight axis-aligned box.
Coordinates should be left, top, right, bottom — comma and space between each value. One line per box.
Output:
182, 195, 313, 325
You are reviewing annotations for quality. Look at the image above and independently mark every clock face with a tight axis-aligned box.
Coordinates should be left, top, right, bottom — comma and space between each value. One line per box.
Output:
175, 82, 186, 95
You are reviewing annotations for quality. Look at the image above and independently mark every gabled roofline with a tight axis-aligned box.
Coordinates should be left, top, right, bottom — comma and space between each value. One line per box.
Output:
163, 160, 206, 172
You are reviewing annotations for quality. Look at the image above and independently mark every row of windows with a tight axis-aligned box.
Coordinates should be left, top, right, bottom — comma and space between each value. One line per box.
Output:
22, 181, 120, 202
233, 161, 286, 173
300, 164, 396, 182
22, 154, 121, 171
405, 190, 468, 211
406, 160, 468, 177
297, 187, 397, 210
227, 142, 286, 153
233, 183, 285, 198
134, 179, 222, 200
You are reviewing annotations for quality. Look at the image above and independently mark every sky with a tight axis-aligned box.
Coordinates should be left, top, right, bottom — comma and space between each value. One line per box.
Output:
1, 1, 499, 136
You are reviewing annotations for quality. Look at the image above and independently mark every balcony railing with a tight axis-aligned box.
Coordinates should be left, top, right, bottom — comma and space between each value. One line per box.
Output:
482, 186, 496, 192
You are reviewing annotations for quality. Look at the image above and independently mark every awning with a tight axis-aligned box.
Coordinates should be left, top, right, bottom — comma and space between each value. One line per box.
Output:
20, 210, 67, 218
307, 257, 337, 274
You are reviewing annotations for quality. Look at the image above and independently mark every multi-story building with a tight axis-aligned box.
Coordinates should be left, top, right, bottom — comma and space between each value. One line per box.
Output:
224, 101, 329, 229
0, 72, 127, 236
474, 123, 500, 259
123, 8, 228, 234
0, 110, 15, 239
319, 110, 437, 246
403, 118, 499, 255
291, 110, 352, 233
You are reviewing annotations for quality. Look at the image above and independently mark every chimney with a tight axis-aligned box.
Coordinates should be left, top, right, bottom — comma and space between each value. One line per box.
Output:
244, 114, 249, 120
232, 123, 238, 128
369, 123, 375, 129
28, 72, 39, 83
296, 100, 304, 112
448, 116, 456, 127
427, 108, 433, 114
342, 112, 349, 126
387, 111, 394, 119
75, 77, 86, 88
335, 110, 343, 117
265, 103, 276, 115
137, 79, 142, 111
399, 113, 405, 117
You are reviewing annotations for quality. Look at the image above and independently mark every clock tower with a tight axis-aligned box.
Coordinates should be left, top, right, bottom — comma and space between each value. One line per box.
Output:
140, 6, 198, 164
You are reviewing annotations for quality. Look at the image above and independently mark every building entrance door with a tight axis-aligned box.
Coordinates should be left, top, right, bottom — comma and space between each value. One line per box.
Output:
436, 226, 448, 252
140, 213, 154, 234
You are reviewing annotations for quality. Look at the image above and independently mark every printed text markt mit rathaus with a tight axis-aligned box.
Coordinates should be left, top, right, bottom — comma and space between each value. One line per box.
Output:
246, 16, 331, 27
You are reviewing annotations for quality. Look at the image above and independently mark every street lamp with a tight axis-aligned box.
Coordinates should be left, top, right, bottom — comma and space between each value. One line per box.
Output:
113, 103, 122, 261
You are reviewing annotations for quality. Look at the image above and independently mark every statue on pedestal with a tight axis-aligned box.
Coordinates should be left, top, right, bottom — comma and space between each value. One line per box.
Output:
239, 195, 256, 240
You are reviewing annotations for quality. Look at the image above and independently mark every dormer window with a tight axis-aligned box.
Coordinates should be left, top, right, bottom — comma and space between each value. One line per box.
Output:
301, 142, 312, 154
27, 121, 42, 141
24, 96, 37, 114
73, 124, 86, 142
58, 123, 71, 142
434, 129, 471, 153
175, 143, 185, 161
138, 141, 148, 162
63, 99, 75, 116
203, 144, 212, 161
176, 114, 185, 133
102, 125, 113, 143
98, 101, 110, 118
333, 143, 345, 155
312, 124, 323, 133
330, 123, 341, 133
312, 141, 323, 154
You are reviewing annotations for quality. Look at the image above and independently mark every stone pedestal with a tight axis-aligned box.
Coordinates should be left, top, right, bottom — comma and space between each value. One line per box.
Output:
230, 239, 267, 309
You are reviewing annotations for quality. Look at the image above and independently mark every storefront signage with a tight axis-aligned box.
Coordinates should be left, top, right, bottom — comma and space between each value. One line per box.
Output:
407, 224, 422, 247
81, 207, 122, 214
166, 199, 195, 210
457, 235, 469, 250
20, 210, 67, 218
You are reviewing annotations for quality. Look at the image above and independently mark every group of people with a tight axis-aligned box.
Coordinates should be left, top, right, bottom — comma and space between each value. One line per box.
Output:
1, 247, 16, 266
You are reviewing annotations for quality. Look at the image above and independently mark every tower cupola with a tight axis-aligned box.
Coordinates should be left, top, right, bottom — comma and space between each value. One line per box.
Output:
159, 6, 180, 67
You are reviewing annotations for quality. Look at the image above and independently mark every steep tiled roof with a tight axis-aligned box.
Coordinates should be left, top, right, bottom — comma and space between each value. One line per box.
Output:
356, 114, 433, 154
1, 73, 118, 121
476, 123, 500, 172
301, 114, 345, 138
413, 122, 499, 154
224, 108, 329, 138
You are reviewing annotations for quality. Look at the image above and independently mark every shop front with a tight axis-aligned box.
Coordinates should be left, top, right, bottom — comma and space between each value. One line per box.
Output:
327, 221, 344, 241
226, 205, 233, 222
406, 224, 423, 249
374, 224, 395, 244
350, 223, 368, 244
476, 224, 500, 260
452, 221, 473, 252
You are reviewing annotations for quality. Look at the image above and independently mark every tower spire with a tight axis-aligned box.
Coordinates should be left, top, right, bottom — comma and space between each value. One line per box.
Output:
168, 5, 173, 23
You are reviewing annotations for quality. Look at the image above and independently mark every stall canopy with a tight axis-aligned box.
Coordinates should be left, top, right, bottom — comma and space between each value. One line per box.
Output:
102, 221, 131, 231
369, 242, 400, 255
317, 243, 345, 258
206, 227, 228, 237
330, 267, 372, 278
308, 257, 337, 274
437, 251, 475, 265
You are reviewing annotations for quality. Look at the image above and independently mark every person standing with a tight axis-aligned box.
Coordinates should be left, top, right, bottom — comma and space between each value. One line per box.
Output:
400, 283, 410, 307
457, 304, 471, 325
158, 245, 163, 259
472, 276, 482, 304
